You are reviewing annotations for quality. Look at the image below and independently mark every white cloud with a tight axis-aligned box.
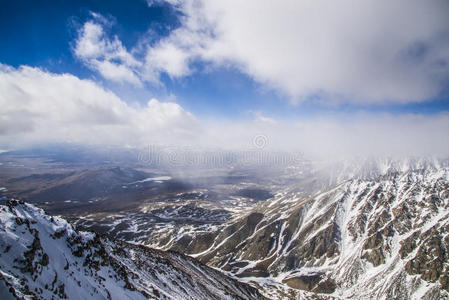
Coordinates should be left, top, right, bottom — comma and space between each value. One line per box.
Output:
202, 112, 449, 158
77, 1, 449, 105
74, 22, 105, 58
170, 0, 449, 104
0, 64, 197, 147
145, 42, 191, 78
93, 60, 142, 86
74, 20, 143, 86
248, 111, 277, 125
1, 64, 449, 157
73, 10, 211, 85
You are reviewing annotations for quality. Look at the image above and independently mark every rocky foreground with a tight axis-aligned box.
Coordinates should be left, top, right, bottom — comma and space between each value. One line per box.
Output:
0, 200, 264, 300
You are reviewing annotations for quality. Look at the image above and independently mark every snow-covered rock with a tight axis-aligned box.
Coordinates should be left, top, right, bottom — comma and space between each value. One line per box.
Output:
0, 200, 264, 300
182, 159, 449, 299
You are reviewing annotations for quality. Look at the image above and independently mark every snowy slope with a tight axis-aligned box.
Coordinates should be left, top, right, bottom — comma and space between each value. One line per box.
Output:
0, 200, 265, 300
183, 158, 449, 299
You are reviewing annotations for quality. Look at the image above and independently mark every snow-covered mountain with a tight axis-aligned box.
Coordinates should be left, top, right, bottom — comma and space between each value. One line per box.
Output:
2, 158, 448, 299
163, 158, 449, 299
0, 200, 265, 300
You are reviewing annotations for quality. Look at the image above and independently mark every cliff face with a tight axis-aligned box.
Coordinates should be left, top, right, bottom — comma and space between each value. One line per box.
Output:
0, 200, 264, 300
178, 160, 449, 299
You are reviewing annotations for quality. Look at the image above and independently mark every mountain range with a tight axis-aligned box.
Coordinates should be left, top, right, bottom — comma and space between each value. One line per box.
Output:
1, 157, 448, 299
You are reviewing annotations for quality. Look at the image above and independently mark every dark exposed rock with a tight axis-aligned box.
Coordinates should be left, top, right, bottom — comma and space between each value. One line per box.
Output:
312, 278, 337, 294
404, 227, 448, 290
363, 231, 383, 250
40, 253, 49, 266
399, 231, 420, 258
52, 229, 66, 239
283, 274, 322, 291
362, 247, 385, 267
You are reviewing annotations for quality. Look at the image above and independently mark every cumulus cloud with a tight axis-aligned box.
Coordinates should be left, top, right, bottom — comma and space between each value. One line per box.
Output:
73, 9, 210, 85
1, 63, 448, 157
0, 64, 197, 147
163, 0, 449, 104
76, 1, 449, 105
74, 17, 143, 86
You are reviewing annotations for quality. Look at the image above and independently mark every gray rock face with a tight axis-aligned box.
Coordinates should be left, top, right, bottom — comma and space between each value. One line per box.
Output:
167, 159, 449, 299
0, 200, 265, 300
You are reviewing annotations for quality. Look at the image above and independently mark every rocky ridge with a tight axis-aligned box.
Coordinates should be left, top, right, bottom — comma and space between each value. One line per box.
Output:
0, 200, 264, 300
165, 158, 449, 299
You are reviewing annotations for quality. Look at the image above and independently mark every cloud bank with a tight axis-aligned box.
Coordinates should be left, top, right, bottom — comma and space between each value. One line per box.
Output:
0, 64, 197, 147
75, 0, 449, 104
1, 64, 449, 158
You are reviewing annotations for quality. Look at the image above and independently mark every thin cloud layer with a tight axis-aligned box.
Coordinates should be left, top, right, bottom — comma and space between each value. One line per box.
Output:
204, 113, 449, 158
1, 64, 449, 157
75, 1, 449, 104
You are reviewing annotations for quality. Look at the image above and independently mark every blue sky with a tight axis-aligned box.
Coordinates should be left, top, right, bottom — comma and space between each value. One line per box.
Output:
1, 0, 449, 155
0, 0, 297, 121
1, 0, 448, 122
